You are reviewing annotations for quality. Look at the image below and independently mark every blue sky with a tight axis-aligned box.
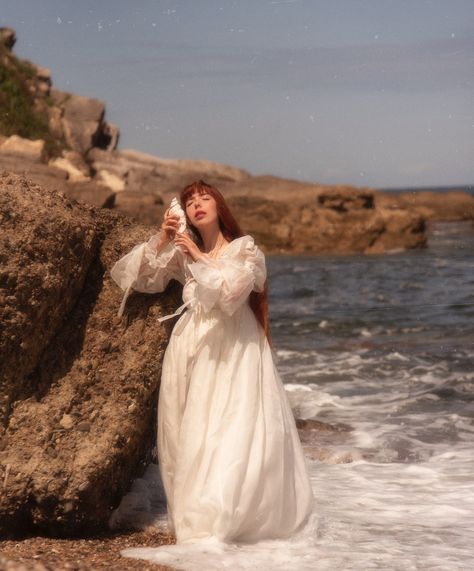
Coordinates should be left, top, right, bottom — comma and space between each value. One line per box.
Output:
2, 0, 473, 188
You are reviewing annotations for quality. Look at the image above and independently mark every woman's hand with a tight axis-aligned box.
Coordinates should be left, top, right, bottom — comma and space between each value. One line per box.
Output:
158, 208, 180, 246
174, 232, 205, 262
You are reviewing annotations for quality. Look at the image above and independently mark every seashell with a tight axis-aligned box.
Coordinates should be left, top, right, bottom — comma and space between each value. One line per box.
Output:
169, 197, 187, 233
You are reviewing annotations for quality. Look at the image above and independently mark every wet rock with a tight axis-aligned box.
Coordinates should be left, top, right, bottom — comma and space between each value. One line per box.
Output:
305, 447, 356, 464
295, 418, 352, 432
296, 417, 357, 463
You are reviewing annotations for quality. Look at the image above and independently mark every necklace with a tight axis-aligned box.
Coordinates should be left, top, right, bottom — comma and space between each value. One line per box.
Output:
206, 235, 228, 259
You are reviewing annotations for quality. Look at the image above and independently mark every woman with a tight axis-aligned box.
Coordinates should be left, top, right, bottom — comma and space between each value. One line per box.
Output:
110, 179, 314, 546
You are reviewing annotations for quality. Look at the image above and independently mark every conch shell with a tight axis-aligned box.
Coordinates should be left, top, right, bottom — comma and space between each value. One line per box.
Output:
169, 197, 187, 233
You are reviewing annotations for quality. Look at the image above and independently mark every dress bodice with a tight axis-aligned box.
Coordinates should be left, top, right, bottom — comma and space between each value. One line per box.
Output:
110, 234, 267, 321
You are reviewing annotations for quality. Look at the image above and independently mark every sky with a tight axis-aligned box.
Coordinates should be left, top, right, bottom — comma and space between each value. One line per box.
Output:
1, 0, 473, 189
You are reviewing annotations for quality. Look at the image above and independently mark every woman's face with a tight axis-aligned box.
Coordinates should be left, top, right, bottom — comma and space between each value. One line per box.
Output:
184, 190, 219, 230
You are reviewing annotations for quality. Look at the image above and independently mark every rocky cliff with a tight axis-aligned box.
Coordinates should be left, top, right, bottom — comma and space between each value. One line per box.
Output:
0, 171, 182, 538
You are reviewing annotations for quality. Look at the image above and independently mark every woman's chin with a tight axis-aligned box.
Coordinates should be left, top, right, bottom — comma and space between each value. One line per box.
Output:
194, 218, 217, 228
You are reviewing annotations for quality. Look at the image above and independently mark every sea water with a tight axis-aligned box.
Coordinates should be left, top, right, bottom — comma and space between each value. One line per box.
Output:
112, 220, 474, 570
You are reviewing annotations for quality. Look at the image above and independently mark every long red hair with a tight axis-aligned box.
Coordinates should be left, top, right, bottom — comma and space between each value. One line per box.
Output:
180, 180, 272, 348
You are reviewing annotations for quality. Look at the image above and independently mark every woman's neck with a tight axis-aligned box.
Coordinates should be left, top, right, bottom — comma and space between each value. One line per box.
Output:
200, 226, 227, 254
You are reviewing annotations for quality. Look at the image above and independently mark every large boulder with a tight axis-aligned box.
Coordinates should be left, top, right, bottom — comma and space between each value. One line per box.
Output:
58, 92, 107, 155
0, 171, 182, 538
0, 172, 96, 430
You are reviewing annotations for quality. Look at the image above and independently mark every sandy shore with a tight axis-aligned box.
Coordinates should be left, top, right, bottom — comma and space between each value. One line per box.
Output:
0, 528, 178, 570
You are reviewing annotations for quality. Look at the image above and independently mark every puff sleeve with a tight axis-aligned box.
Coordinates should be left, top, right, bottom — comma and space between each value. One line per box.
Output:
110, 234, 185, 317
187, 235, 266, 317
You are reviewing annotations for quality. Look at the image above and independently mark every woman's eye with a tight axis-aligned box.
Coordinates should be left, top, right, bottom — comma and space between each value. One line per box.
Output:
185, 193, 210, 207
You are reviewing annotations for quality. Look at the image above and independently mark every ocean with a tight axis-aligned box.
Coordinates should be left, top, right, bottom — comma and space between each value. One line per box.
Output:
269, 218, 474, 570
112, 219, 473, 570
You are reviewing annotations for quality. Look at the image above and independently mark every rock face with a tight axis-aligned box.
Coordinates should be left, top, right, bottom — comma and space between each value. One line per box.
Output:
0, 26, 118, 168
376, 189, 474, 222
53, 90, 118, 156
0, 171, 182, 538
221, 177, 427, 254
0, 173, 96, 429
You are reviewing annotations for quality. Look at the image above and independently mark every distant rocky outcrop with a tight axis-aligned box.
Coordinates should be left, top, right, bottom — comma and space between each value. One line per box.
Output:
376, 189, 474, 222
0, 171, 183, 538
216, 176, 427, 254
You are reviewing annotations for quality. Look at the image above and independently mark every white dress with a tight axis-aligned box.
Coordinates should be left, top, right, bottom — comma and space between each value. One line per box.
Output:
110, 233, 314, 545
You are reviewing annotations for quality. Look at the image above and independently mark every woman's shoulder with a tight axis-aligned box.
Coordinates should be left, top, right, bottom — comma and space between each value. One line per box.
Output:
222, 235, 262, 258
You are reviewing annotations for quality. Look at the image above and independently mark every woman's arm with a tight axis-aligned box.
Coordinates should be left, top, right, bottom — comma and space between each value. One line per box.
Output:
110, 212, 185, 316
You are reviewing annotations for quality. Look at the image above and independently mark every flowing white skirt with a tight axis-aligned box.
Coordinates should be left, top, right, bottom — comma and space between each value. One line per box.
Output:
155, 300, 314, 544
